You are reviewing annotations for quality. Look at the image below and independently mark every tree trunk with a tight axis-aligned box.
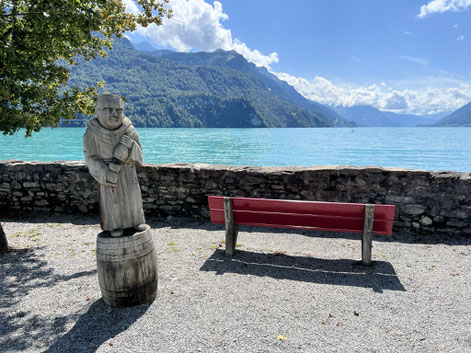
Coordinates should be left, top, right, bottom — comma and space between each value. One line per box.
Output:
0, 222, 8, 253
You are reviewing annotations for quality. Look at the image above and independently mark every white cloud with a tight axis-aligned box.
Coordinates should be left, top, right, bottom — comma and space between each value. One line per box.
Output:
231, 40, 279, 69
123, 0, 139, 15
457, 35, 465, 40
123, 0, 470, 115
418, 0, 471, 18
136, 0, 231, 52
384, 93, 408, 110
274, 72, 471, 115
129, 0, 278, 68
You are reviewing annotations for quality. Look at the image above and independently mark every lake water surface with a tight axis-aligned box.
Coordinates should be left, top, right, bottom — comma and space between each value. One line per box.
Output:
1, 127, 470, 172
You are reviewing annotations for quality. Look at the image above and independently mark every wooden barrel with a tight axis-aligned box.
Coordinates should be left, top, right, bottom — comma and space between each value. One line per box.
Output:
96, 225, 158, 307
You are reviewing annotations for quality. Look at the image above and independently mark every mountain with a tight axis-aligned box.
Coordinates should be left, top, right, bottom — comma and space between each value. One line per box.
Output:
382, 111, 443, 127
67, 38, 352, 128
332, 105, 446, 127
433, 102, 471, 127
332, 105, 399, 127
418, 111, 451, 121
148, 49, 175, 58
253, 67, 349, 126
151, 50, 348, 125
132, 40, 157, 52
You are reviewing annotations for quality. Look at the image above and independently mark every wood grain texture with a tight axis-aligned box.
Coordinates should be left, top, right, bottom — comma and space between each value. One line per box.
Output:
362, 204, 375, 266
209, 196, 395, 235
96, 225, 158, 307
84, 116, 145, 231
209, 196, 395, 265
224, 197, 239, 256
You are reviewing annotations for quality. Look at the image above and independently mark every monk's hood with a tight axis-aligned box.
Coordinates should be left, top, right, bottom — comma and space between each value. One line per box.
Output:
86, 117, 135, 141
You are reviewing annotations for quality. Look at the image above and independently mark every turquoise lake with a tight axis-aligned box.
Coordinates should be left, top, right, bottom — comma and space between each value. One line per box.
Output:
1, 127, 470, 172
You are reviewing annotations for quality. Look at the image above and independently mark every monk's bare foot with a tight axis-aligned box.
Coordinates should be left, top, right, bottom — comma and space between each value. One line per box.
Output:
134, 223, 147, 232
110, 228, 123, 237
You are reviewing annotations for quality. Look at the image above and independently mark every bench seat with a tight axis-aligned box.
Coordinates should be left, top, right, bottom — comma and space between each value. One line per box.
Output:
208, 196, 395, 266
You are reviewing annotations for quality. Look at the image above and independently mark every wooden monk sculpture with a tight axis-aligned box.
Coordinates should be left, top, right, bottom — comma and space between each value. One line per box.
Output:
83, 94, 146, 237
83, 94, 157, 307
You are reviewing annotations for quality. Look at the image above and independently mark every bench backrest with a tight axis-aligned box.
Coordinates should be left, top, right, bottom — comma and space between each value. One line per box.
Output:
208, 196, 395, 235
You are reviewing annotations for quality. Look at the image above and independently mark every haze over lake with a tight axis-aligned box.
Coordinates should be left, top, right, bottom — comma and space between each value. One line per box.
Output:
1, 127, 470, 172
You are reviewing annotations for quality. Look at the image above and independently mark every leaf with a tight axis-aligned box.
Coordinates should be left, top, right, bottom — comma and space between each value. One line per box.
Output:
277, 335, 287, 341
0, 0, 171, 136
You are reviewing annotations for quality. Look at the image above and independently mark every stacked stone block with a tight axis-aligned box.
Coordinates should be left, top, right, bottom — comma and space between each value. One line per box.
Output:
1, 160, 470, 234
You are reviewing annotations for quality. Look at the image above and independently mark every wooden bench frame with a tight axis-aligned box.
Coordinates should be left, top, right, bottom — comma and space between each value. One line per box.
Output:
208, 196, 395, 266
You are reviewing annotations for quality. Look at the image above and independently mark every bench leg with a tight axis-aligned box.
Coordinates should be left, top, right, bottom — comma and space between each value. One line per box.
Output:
224, 197, 239, 256
226, 224, 239, 256
362, 204, 375, 266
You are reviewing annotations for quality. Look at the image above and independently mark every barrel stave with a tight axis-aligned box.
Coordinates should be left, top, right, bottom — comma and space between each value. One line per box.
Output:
96, 225, 158, 308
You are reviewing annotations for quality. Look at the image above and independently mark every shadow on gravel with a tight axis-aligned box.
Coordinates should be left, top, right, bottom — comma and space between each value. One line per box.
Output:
2, 212, 99, 225
196, 223, 471, 246
200, 249, 405, 293
45, 299, 151, 353
0, 248, 96, 352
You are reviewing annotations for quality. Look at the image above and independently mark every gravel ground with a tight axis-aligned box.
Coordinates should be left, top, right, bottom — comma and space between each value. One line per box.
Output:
1, 213, 471, 353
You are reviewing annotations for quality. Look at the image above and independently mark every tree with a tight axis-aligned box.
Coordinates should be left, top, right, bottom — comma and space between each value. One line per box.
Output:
0, 0, 171, 136
0, 222, 7, 253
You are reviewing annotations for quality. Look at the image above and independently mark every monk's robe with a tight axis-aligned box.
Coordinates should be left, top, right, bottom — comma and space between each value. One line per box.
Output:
83, 117, 145, 231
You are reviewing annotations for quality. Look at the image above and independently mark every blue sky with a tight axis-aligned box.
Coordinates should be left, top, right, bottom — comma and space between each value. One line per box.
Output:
124, 0, 471, 115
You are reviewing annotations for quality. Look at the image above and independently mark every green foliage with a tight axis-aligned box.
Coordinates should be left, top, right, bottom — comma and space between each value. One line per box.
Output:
0, 0, 171, 136
68, 38, 348, 128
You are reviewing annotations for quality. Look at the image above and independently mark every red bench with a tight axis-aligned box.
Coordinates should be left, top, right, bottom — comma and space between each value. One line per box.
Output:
208, 196, 395, 266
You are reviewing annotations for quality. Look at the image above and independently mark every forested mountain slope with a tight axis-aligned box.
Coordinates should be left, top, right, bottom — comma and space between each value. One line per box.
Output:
67, 38, 353, 128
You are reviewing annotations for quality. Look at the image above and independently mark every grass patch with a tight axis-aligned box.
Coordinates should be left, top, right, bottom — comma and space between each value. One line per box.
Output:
167, 241, 180, 252
11, 228, 41, 238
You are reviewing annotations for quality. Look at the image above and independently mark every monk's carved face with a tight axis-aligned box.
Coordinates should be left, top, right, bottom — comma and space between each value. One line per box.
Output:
96, 95, 125, 130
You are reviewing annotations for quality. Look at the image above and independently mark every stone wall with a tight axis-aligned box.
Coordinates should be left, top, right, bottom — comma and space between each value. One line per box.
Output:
1, 160, 471, 234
